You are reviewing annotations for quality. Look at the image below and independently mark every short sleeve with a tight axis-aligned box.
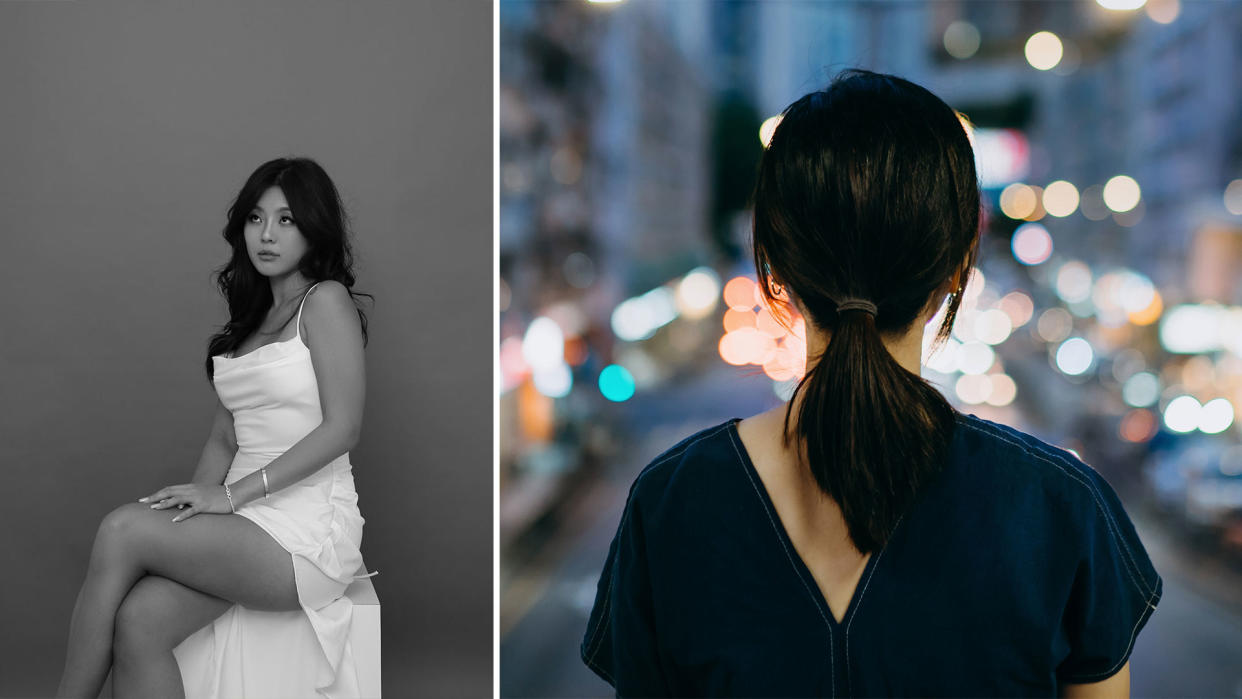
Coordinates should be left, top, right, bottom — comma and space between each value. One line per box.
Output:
1056, 467, 1163, 684
580, 487, 672, 697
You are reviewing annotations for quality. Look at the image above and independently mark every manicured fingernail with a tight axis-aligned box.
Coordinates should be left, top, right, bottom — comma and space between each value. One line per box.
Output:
138, 497, 147, 502
172, 517, 180, 523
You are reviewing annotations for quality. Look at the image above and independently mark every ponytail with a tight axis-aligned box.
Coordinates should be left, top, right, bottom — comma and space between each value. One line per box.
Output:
751, 69, 981, 555
782, 300, 958, 554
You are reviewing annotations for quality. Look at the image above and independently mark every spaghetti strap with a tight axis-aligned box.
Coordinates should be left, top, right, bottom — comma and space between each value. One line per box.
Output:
295, 281, 322, 343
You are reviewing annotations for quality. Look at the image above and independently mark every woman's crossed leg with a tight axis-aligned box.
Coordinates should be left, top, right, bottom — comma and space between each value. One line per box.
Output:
57, 502, 299, 698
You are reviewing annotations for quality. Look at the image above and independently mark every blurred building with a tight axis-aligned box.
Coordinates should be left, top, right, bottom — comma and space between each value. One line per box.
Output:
499, 0, 715, 547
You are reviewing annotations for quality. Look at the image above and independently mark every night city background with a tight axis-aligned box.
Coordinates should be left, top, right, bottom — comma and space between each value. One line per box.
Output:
499, 1, 1242, 696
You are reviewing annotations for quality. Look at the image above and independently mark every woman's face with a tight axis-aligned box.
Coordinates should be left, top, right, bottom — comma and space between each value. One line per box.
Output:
244, 186, 308, 278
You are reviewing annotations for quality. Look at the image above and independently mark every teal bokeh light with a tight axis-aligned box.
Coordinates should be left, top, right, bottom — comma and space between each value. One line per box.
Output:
598, 364, 636, 402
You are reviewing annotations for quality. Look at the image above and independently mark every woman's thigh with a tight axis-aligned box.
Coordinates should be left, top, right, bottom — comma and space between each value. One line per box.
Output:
116, 575, 232, 649
100, 503, 299, 611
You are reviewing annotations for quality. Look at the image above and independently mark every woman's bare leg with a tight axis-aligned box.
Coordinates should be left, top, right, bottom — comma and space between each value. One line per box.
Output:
57, 503, 298, 698
111, 575, 231, 698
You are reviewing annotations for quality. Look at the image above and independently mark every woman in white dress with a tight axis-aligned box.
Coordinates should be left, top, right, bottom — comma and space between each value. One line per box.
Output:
57, 157, 371, 698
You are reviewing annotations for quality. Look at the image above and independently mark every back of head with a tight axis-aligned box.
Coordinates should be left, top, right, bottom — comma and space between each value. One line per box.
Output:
752, 69, 981, 553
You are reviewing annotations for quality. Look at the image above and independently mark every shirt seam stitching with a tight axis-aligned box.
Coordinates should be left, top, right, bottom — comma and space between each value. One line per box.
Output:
956, 419, 1156, 599
582, 422, 735, 676
726, 427, 835, 698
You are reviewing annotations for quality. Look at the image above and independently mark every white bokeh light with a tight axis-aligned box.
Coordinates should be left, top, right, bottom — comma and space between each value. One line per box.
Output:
1163, 395, 1202, 433
1055, 337, 1094, 376
1199, 398, 1235, 434
522, 316, 565, 371
1122, 372, 1160, 408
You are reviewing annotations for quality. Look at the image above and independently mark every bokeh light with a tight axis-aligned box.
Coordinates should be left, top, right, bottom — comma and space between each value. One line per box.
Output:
532, 362, 572, 398
723, 307, 757, 333
1056, 337, 1094, 375
1128, 289, 1163, 325
997, 291, 1035, 328
1225, 179, 1242, 216
959, 342, 997, 375
943, 21, 981, 59
986, 373, 1018, 407
676, 267, 721, 319
1164, 395, 1202, 433
1145, 0, 1180, 23
1122, 371, 1160, 407
523, 316, 565, 370
1011, 222, 1053, 265
955, 374, 993, 405
975, 309, 1014, 345
759, 115, 782, 148
724, 276, 758, 310
1120, 409, 1159, 442
1096, 0, 1146, 9
1042, 180, 1080, 217
1055, 261, 1093, 304
1103, 175, 1142, 213
1025, 31, 1063, 71
1000, 183, 1039, 219
1200, 398, 1235, 434
598, 364, 636, 402
611, 288, 678, 341
1037, 308, 1074, 343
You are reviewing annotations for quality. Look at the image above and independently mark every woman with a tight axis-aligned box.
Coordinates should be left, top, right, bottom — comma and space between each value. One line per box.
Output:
581, 70, 1161, 697
58, 157, 372, 698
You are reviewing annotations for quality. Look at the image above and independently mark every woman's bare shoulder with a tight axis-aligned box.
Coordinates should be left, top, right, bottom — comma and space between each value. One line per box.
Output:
300, 280, 361, 339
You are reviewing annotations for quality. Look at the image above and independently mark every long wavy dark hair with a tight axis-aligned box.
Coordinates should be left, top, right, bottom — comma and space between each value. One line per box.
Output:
752, 69, 981, 554
206, 157, 372, 380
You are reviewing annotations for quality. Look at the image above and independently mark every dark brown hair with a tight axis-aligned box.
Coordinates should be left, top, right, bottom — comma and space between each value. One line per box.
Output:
206, 157, 371, 380
752, 69, 981, 554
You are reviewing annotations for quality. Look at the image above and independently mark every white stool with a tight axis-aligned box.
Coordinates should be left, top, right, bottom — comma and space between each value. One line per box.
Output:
347, 567, 382, 698
173, 564, 382, 697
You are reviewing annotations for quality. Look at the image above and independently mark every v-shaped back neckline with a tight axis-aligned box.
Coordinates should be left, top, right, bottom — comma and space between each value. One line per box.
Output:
726, 417, 889, 629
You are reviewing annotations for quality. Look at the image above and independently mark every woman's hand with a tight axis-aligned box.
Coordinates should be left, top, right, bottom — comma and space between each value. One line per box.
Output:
138, 484, 233, 522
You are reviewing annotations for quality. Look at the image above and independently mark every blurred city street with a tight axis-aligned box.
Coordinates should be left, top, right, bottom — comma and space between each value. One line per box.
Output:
500, 0, 1242, 694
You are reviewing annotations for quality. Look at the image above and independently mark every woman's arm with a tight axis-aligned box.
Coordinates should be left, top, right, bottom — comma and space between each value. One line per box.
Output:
228, 280, 364, 507
141, 280, 363, 520
190, 396, 237, 485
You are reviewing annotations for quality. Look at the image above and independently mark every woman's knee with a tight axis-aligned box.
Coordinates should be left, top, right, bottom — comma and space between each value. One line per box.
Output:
92, 503, 158, 565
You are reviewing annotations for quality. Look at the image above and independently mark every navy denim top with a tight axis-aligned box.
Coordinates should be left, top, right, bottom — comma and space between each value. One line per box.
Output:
581, 413, 1162, 697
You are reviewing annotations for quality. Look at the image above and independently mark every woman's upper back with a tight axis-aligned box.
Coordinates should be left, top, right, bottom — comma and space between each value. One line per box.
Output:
581, 413, 1162, 697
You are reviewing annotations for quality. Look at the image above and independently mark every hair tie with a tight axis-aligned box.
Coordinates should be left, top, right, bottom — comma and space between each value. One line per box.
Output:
836, 298, 878, 317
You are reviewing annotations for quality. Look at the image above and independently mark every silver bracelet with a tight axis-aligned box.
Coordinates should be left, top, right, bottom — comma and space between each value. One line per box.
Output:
224, 482, 236, 513
261, 468, 270, 500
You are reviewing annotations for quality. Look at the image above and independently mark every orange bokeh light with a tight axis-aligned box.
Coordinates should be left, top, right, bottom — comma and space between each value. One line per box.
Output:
755, 307, 786, 337
723, 276, 758, 310
762, 346, 800, 381
1119, 409, 1158, 443
1128, 290, 1163, 326
719, 327, 766, 366
723, 308, 758, 333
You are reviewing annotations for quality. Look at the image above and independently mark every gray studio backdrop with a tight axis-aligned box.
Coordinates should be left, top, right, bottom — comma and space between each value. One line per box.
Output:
0, 2, 491, 696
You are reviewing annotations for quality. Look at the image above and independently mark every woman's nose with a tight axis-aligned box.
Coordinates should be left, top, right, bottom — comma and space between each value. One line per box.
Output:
260, 222, 275, 241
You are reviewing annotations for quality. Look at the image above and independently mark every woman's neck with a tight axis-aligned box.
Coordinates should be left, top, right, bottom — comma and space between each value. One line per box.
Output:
268, 272, 312, 307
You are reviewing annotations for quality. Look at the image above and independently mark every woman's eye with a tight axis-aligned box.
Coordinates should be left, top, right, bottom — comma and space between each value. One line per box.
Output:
280, 216, 295, 225
247, 213, 261, 223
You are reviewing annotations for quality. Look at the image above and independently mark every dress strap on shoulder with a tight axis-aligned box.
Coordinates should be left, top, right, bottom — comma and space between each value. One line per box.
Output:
295, 282, 322, 342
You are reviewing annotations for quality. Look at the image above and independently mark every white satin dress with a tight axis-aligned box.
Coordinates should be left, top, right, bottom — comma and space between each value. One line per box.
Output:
173, 282, 370, 698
